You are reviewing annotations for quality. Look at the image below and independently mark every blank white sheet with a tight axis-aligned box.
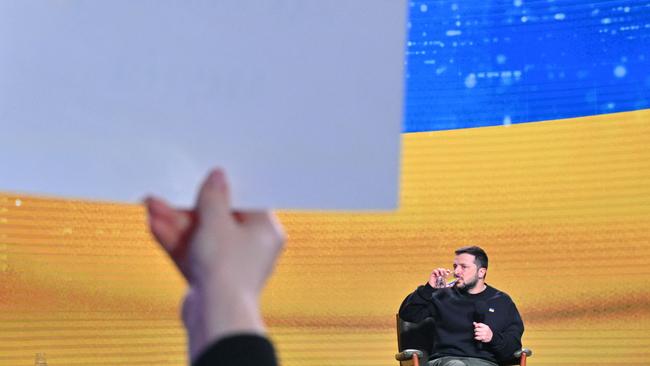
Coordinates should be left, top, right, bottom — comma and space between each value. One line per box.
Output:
0, 0, 406, 210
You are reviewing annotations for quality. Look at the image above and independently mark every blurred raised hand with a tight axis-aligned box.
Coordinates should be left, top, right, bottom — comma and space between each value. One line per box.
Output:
145, 169, 285, 362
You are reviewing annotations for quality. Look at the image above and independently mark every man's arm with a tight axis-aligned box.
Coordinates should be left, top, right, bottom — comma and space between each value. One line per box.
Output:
398, 283, 437, 322
485, 300, 524, 361
399, 268, 451, 322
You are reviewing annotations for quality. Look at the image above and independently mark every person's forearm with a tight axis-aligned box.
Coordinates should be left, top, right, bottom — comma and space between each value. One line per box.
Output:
487, 331, 522, 360
184, 284, 265, 363
398, 284, 436, 322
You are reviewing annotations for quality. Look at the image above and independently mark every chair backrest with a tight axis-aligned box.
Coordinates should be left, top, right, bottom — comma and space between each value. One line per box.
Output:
396, 314, 435, 360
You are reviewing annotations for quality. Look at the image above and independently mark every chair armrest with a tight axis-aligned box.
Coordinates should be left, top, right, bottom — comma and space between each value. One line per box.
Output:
513, 348, 532, 358
395, 349, 424, 361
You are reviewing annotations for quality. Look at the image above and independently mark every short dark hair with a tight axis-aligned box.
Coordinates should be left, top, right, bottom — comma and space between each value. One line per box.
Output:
455, 246, 488, 269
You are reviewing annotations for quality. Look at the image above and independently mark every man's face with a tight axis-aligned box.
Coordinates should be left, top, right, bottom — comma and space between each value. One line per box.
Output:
453, 253, 482, 291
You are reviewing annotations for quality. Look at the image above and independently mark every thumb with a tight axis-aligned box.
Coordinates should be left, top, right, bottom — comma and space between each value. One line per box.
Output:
196, 169, 232, 226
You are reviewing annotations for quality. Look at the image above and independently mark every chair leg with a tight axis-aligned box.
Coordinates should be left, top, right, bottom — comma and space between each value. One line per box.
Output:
412, 353, 420, 366
520, 353, 527, 366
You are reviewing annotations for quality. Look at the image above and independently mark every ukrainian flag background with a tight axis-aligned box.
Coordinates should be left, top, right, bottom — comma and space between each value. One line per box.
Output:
1, 1, 649, 365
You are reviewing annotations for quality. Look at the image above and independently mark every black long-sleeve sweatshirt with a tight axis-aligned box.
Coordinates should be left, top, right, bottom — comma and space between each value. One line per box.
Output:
399, 283, 524, 364
193, 335, 278, 366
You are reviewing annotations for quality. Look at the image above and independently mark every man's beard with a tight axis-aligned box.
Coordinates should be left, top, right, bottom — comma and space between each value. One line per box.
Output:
455, 274, 479, 294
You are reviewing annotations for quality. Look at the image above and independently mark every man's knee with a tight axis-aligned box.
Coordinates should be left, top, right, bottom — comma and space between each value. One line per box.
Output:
428, 359, 467, 366
443, 361, 467, 366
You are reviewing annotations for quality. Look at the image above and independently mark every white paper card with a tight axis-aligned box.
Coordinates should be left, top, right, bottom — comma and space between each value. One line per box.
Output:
0, 0, 406, 210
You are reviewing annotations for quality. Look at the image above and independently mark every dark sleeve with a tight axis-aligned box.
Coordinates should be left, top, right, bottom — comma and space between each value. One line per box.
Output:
486, 298, 524, 362
398, 284, 437, 323
193, 334, 277, 366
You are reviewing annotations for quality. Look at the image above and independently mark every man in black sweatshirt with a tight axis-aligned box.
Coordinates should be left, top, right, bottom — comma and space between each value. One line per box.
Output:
399, 246, 524, 366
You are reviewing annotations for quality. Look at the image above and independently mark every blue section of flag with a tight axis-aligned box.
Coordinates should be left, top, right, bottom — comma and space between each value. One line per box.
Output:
403, 0, 650, 133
